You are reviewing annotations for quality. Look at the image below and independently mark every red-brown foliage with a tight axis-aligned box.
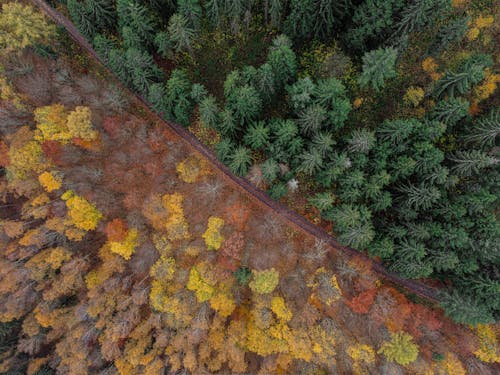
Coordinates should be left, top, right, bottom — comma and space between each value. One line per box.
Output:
105, 218, 128, 242
0, 141, 9, 167
103, 116, 122, 139
41, 140, 63, 164
224, 202, 250, 231
345, 287, 377, 314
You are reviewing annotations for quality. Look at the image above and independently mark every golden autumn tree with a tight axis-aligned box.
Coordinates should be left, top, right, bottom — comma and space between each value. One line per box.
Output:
61, 190, 103, 231
378, 331, 419, 366
202, 216, 225, 250
249, 268, 280, 294
0, 2, 56, 53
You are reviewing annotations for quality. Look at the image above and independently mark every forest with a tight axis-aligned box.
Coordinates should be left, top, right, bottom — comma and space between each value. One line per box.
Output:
0, 0, 498, 374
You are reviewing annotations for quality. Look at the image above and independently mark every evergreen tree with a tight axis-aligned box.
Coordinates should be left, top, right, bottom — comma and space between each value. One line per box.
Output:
312, 132, 336, 156
434, 54, 493, 98
390, 239, 432, 278
229, 146, 253, 176
431, 97, 469, 126
440, 290, 495, 325
167, 14, 196, 54
429, 16, 469, 55
358, 47, 398, 91
67, 0, 97, 39
125, 48, 163, 94
393, 0, 449, 36
297, 148, 324, 175
164, 69, 194, 126
218, 108, 239, 137
244, 121, 270, 150
178, 0, 202, 29
283, 0, 315, 41
199, 95, 220, 128
397, 183, 441, 211
313, 0, 352, 39
256, 63, 276, 101
267, 35, 297, 88
205, 0, 222, 29
154, 31, 173, 59
345, 0, 404, 51
464, 109, 500, 148
309, 192, 335, 212
215, 138, 234, 163
190, 83, 208, 103
328, 204, 375, 249
449, 150, 498, 177
348, 129, 376, 154
93, 34, 116, 61
298, 104, 328, 135
227, 85, 263, 124
117, 0, 157, 46
260, 158, 280, 183
269, 0, 284, 29
147, 83, 167, 114
287, 77, 316, 113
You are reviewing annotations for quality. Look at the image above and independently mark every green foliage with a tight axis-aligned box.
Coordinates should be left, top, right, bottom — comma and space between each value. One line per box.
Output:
178, 0, 202, 29
229, 146, 252, 176
379, 331, 419, 365
244, 121, 270, 150
440, 290, 495, 325
463, 109, 499, 148
328, 204, 375, 249
164, 69, 195, 126
117, 0, 156, 47
346, 0, 404, 51
434, 54, 493, 98
309, 192, 335, 213
393, 0, 450, 36
199, 95, 220, 128
154, 31, 173, 59
125, 48, 164, 94
226, 84, 263, 124
429, 16, 469, 55
267, 35, 298, 88
234, 266, 252, 285
431, 97, 469, 126
167, 13, 195, 54
449, 150, 498, 177
358, 47, 398, 91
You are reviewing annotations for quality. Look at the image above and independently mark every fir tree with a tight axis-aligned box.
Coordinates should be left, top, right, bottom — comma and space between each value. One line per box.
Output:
260, 158, 280, 183
229, 146, 253, 176
298, 104, 328, 135
167, 14, 195, 54
431, 97, 469, 126
449, 150, 498, 177
178, 0, 202, 29
358, 47, 398, 91
397, 183, 441, 211
199, 95, 220, 128
244, 121, 270, 150
348, 129, 376, 154
440, 290, 495, 325
463, 109, 499, 148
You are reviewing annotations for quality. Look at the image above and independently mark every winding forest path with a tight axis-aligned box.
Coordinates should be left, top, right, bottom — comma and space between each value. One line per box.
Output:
31, 0, 440, 304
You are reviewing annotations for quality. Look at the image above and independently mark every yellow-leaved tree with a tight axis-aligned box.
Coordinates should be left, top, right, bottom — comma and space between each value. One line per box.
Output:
61, 190, 103, 231
0, 3, 56, 53
378, 331, 419, 366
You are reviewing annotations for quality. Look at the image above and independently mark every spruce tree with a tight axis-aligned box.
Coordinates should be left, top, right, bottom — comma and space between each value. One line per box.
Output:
358, 47, 398, 91
167, 14, 195, 54
199, 95, 220, 129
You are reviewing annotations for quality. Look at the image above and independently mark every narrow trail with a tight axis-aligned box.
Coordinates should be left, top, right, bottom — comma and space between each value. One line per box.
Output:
31, 0, 440, 304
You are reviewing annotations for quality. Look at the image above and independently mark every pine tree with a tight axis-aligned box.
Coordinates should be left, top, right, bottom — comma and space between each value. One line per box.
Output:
260, 158, 280, 183
434, 54, 493, 98
215, 138, 234, 163
312, 132, 336, 156
431, 97, 469, 126
227, 85, 262, 124
287, 77, 316, 113
244, 121, 270, 150
463, 109, 499, 148
309, 192, 335, 212
256, 63, 275, 101
297, 148, 324, 175
205, 0, 222, 29
345, 0, 404, 52
167, 14, 196, 54
397, 183, 441, 211
348, 129, 376, 154
178, 0, 202, 29
449, 150, 498, 177
440, 290, 494, 325
154, 31, 173, 59
218, 108, 239, 137
199, 95, 220, 128
298, 104, 328, 135
267, 35, 297, 88
390, 239, 432, 278
358, 47, 398, 91
125, 48, 163, 94
429, 16, 468, 55
283, 0, 315, 41
393, 0, 449, 36
117, 0, 157, 46
229, 146, 252, 176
